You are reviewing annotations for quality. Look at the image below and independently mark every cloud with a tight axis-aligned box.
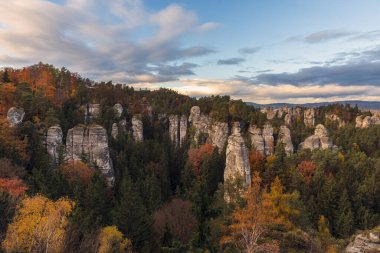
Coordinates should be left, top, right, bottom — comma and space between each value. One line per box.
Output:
217, 57, 245, 65
287, 29, 354, 44
239, 47, 260, 55
0, 0, 215, 83
198, 22, 219, 32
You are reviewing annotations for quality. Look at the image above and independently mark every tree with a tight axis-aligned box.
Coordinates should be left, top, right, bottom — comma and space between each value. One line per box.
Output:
59, 160, 94, 186
0, 178, 28, 197
97, 226, 133, 253
297, 160, 316, 184
2, 69, 11, 83
2, 195, 75, 253
334, 189, 354, 238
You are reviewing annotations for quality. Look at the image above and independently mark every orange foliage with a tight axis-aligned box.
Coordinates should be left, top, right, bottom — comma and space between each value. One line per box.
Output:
188, 143, 214, 179
0, 83, 16, 116
249, 150, 265, 172
297, 161, 317, 184
59, 160, 94, 186
0, 178, 28, 197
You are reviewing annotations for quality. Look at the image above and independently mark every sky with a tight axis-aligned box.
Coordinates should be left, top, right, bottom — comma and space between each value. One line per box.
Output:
1, 0, 380, 103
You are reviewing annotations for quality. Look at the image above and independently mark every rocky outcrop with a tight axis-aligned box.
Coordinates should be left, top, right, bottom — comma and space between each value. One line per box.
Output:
169, 115, 180, 146
46, 125, 63, 163
132, 115, 143, 142
263, 123, 274, 156
325, 113, 345, 128
85, 104, 100, 123
209, 122, 229, 153
304, 108, 315, 128
179, 115, 187, 146
300, 124, 333, 151
248, 125, 265, 155
284, 114, 292, 126
345, 226, 380, 253
278, 126, 293, 156
189, 106, 211, 144
66, 125, 114, 185
356, 115, 380, 128
111, 123, 118, 139
113, 104, 123, 118
261, 107, 275, 120
7, 107, 25, 127
224, 122, 251, 187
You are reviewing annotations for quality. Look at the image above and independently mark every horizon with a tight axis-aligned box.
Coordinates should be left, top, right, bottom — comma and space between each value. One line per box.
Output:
1, 0, 380, 103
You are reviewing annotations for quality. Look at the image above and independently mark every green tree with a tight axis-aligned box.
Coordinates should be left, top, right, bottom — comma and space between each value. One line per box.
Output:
334, 189, 354, 238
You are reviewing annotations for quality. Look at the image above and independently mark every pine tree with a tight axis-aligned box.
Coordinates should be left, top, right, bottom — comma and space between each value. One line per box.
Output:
334, 189, 354, 238
2, 69, 10, 83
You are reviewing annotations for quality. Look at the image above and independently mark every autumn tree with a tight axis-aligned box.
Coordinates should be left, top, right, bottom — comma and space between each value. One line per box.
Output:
97, 226, 133, 253
2, 195, 75, 253
187, 143, 214, 180
59, 160, 94, 186
297, 160, 317, 184
0, 178, 28, 198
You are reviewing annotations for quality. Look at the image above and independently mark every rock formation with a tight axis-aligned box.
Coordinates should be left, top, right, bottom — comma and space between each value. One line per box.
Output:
66, 125, 114, 185
179, 115, 187, 146
85, 104, 100, 123
169, 115, 180, 146
7, 107, 25, 127
345, 226, 380, 253
46, 125, 63, 163
300, 124, 333, 151
111, 123, 118, 139
356, 115, 380, 128
261, 107, 275, 120
189, 106, 211, 144
224, 122, 251, 187
284, 114, 292, 126
131, 115, 143, 142
325, 113, 345, 128
209, 122, 229, 153
304, 108, 315, 128
263, 123, 274, 156
113, 103, 123, 118
248, 125, 265, 155
278, 126, 294, 156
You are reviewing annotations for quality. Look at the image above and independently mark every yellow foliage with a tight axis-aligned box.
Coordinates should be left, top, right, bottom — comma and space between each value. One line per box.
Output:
98, 226, 133, 253
2, 195, 75, 253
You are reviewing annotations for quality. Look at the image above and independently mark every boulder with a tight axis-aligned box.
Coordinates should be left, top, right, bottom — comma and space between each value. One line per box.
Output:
131, 115, 143, 142
304, 108, 315, 128
345, 226, 380, 253
278, 126, 294, 156
7, 107, 25, 127
263, 123, 274, 156
224, 122, 251, 187
209, 122, 229, 153
46, 125, 63, 163
248, 125, 265, 155
66, 125, 114, 185
113, 104, 123, 118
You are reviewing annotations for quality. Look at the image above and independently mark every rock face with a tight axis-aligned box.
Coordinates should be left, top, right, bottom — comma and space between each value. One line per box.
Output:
111, 123, 118, 139
278, 126, 294, 156
284, 114, 292, 126
66, 125, 114, 185
261, 107, 275, 120
345, 226, 380, 253
7, 107, 25, 127
85, 104, 101, 123
46, 125, 63, 163
300, 124, 333, 151
325, 113, 345, 128
224, 122, 251, 187
263, 123, 274, 156
179, 115, 187, 146
304, 108, 315, 128
248, 125, 265, 155
131, 115, 143, 142
209, 122, 229, 153
169, 115, 180, 146
113, 104, 123, 118
356, 115, 380, 128
189, 106, 211, 144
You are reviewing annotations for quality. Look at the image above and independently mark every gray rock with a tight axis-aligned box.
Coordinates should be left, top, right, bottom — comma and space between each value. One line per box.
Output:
325, 113, 345, 128
284, 114, 292, 126
301, 124, 333, 151
209, 122, 229, 153
169, 115, 180, 146
356, 115, 380, 128
345, 227, 380, 253
132, 115, 143, 142
248, 125, 265, 155
304, 108, 315, 128
7, 107, 25, 127
224, 122, 251, 187
189, 106, 211, 144
111, 123, 118, 139
278, 126, 294, 156
113, 104, 123, 118
85, 104, 100, 123
263, 123, 274, 156
261, 107, 275, 120
66, 125, 114, 185
46, 125, 63, 163
179, 115, 188, 146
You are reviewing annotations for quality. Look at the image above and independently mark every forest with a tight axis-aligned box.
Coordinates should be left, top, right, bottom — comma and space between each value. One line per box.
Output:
0, 63, 379, 253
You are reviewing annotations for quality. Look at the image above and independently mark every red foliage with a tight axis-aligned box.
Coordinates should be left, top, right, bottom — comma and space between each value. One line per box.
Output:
297, 161, 317, 184
0, 177, 28, 197
59, 160, 94, 186
187, 143, 214, 179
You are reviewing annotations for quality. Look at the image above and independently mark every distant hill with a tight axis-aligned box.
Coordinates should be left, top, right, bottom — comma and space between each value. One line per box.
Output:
247, 100, 380, 110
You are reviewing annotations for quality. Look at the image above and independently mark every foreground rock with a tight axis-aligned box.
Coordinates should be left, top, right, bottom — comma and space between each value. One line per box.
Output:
7, 107, 25, 127
278, 126, 293, 156
345, 226, 380, 253
66, 125, 114, 185
224, 122, 251, 187
248, 125, 265, 155
209, 122, 229, 153
131, 115, 143, 142
300, 124, 333, 150
46, 125, 63, 163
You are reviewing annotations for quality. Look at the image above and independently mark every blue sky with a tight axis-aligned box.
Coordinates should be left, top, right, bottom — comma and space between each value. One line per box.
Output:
1, 0, 380, 103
